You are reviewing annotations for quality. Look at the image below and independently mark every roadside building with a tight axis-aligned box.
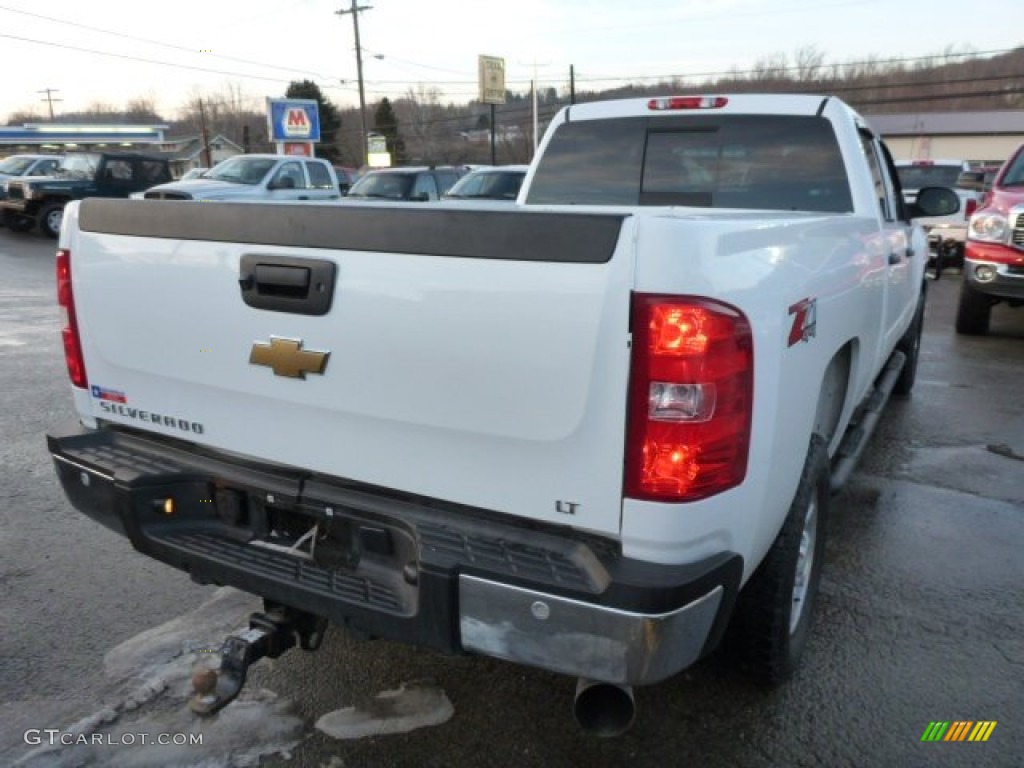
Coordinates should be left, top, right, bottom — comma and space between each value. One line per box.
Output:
867, 110, 1024, 166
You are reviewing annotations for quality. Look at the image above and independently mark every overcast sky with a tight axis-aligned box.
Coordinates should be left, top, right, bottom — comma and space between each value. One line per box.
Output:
0, 0, 1020, 123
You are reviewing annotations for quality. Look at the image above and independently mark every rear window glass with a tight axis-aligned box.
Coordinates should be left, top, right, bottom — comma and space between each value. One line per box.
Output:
526, 114, 852, 213
348, 172, 415, 199
895, 164, 962, 188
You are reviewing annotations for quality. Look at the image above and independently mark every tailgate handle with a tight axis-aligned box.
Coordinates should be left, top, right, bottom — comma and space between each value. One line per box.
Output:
239, 255, 336, 316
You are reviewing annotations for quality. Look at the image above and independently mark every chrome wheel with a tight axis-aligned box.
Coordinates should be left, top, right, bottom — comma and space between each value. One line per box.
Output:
45, 206, 63, 237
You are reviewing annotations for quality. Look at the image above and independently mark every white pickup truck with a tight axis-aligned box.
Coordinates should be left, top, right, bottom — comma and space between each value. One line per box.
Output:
137, 153, 341, 202
47, 94, 957, 735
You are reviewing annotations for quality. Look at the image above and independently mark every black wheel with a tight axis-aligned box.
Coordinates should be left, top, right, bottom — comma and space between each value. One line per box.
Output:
894, 289, 925, 396
955, 281, 992, 336
725, 435, 829, 684
2, 211, 33, 232
944, 241, 965, 271
40, 202, 65, 239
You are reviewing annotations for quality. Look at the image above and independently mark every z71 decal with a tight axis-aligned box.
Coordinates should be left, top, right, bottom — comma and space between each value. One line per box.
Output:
788, 297, 817, 347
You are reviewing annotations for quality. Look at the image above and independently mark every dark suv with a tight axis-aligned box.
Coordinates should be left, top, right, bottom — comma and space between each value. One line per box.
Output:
1, 151, 171, 237
343, 166, 467, 202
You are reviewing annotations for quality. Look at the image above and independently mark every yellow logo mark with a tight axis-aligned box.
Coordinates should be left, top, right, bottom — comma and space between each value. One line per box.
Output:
249, 337, 329, 379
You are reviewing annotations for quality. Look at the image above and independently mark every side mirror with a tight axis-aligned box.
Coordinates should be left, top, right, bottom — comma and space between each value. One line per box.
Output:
270, 176, 296, 190
908, 186, 960, 219
410, 192, 430, 202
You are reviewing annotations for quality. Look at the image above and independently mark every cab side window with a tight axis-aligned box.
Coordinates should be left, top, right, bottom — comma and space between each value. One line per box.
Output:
411, 173, 439, 200
105, 160, 134, 182
271, 162, 305, 189
435, 171, 460, 195
877, 140, 908, 221
305, 161, 333, 190
138, 160, 169, 184
859, 131, 897, 222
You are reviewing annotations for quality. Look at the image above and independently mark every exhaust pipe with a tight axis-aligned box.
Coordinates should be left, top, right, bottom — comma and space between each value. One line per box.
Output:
573, 678, 636, 737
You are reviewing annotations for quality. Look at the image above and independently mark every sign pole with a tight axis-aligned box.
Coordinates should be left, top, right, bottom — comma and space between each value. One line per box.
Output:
478, 54, 506, 166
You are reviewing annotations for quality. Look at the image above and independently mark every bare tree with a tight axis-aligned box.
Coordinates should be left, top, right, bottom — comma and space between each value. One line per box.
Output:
124, 96, 164, 123
4, 108, 44, 125
750, 53, 790, 83
397, 85, 445, 163
794, 46, 826, 83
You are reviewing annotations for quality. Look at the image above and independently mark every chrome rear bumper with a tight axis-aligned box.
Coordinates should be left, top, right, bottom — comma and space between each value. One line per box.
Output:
460, 575, 724, 685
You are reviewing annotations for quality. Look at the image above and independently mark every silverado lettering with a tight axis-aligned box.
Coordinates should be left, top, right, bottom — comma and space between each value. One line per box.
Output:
97, 401, 204, 433
47, 93, 959, 734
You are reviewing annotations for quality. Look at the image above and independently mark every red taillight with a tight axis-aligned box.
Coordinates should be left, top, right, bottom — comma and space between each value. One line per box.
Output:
965, 198, 978, 218
625, 295, 753, 502
56, 248, 87, 389
648, 96, 728, 111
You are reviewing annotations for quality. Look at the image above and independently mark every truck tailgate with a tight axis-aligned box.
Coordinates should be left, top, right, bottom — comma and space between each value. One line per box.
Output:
68, 200, 634, 536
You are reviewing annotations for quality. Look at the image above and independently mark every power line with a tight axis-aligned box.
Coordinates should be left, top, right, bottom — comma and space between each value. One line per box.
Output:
0, 32, 299, 85
1, 5, 1017, 110
573, 47, 1022, 86
333, 72, 1024, 137
0, 4, 334, 80
853, 87, 1024, 107
332, 46, 1022, 91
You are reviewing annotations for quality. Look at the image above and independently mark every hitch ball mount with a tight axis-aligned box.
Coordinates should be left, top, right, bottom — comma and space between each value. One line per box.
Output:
189, 605, 327, 716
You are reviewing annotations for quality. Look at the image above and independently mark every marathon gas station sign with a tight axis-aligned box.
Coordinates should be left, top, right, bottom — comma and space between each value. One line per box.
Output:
266, 98, 321, 156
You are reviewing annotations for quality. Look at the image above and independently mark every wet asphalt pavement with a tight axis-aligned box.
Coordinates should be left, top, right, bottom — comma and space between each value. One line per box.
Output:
1, 227, 1021, 768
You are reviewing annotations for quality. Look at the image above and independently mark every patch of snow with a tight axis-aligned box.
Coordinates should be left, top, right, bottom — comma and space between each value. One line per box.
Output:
14, 588, 304, 767
315, 680, 454, 740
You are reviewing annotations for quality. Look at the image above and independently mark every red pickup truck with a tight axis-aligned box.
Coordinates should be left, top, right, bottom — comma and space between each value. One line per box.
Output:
957, 144, 1024, 334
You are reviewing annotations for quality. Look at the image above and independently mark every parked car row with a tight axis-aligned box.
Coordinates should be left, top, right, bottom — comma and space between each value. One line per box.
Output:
0, 152, 528, 236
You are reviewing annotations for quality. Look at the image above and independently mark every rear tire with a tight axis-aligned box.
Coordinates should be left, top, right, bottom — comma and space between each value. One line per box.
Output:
725, 435, 829, 684
894, 289, 925, 396
955, 281, 991, 336
41, 202, 65, 239
3, 211, 33, 232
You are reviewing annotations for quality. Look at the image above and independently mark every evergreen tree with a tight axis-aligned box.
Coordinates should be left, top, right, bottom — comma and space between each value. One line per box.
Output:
374, 98, 407, 165
285, 80, 341, 163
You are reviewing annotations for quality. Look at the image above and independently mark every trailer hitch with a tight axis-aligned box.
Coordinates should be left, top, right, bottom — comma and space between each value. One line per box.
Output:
189, 605, 327, 716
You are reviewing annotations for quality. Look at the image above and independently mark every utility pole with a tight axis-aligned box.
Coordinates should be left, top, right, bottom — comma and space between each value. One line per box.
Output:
38, 88, 62, 120
336, 1, 372, 166
532, 75, 538, 154
198, 99, 213, 168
